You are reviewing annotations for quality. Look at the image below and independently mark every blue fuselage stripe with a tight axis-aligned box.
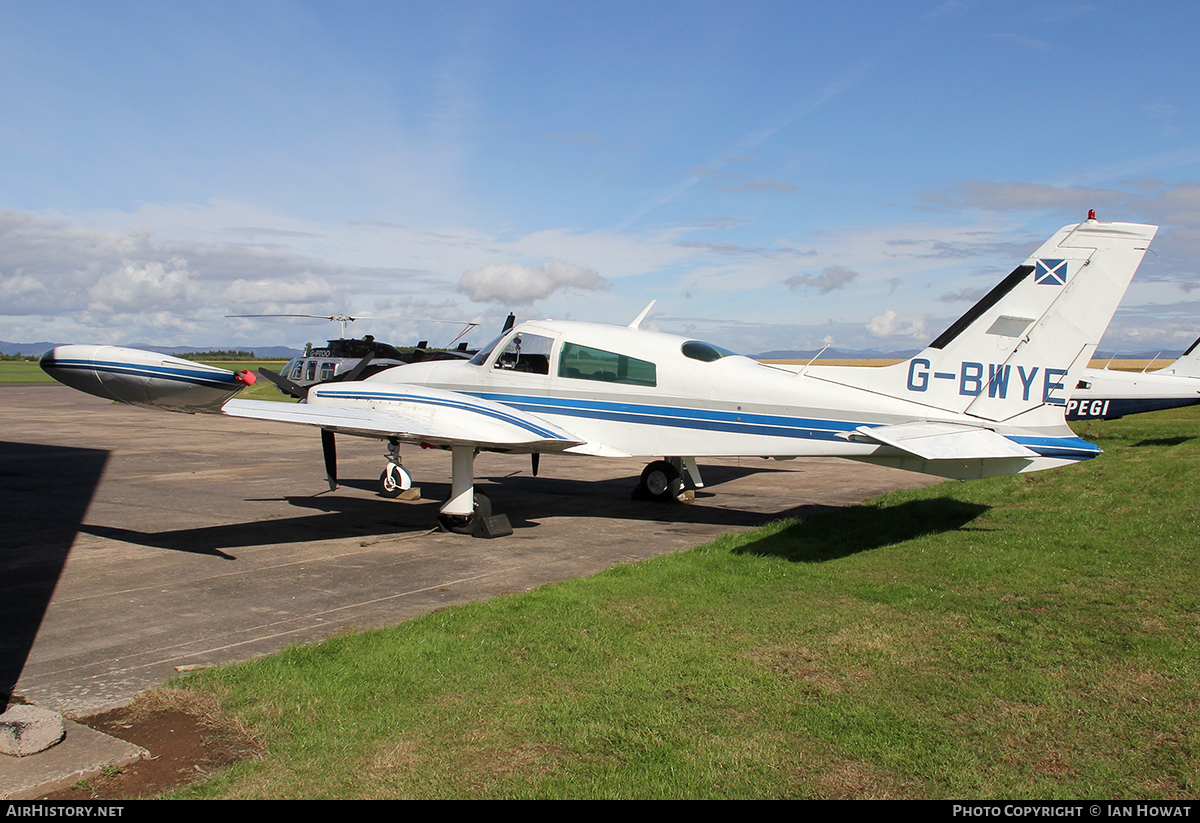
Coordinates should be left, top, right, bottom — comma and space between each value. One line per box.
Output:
45, 358, 238, 388
465, 391, 1096, 460
477, 395, 854, 442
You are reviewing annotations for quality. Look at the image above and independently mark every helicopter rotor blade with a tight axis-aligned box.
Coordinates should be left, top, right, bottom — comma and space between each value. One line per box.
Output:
338, 350, 375, 382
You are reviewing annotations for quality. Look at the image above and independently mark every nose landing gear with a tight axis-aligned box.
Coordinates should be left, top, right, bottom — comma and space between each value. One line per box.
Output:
378, 438, 414, 498
379, 462, 412, 498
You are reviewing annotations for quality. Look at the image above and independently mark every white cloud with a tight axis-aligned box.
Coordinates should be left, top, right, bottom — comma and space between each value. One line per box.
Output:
785, 265, 859, 293
866, 309, 927, 340
457, 259, 610, 304
87, 260, 197, 314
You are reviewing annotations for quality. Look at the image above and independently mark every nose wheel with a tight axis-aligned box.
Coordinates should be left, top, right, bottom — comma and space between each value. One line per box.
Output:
379, 462, 412, 498
379, 439, 413, 498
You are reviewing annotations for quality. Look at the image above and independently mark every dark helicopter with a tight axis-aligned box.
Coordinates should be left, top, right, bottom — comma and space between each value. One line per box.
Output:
228, 313, 514, 399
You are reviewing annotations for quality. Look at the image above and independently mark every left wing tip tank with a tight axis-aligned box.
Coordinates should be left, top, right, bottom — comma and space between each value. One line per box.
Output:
40, 344, 253, 413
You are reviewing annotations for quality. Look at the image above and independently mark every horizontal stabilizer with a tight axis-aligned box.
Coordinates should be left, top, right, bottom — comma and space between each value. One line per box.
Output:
841, 421, 1039, 461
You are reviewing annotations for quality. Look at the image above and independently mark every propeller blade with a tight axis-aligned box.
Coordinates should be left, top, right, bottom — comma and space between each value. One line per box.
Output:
503, 313, 516, 332
531, 452, 540, 476
338, 350, 375, 382
257, 367, 308, 400
321, 428, 338, 491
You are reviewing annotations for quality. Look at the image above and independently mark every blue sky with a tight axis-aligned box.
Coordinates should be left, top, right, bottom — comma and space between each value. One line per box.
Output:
3, 0, 1200, 354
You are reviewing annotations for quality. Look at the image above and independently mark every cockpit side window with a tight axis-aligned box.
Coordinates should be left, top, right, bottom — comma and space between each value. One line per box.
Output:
681, 340, 737, 362
558, 342, 657, 387
493, 333, 553, 374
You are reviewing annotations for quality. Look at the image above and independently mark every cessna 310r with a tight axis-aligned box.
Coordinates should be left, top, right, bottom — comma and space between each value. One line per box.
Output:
1067, 334, 1200, 421
41, 214, 1157, 536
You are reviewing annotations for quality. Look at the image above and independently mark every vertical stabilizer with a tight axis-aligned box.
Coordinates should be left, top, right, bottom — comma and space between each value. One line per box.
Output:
1158, 334, 1200, 378
810, 217, 1157, 424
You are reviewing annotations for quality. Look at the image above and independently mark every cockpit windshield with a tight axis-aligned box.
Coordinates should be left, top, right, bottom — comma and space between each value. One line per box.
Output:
468, 332, 508, 366
681, 340, 738, 362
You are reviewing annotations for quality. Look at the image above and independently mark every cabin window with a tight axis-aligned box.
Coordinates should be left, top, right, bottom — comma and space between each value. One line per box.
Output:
305, 360, 317, 381
290, 360, 303, 380
320, 362, 336, 381
494, 333, 553, 375
558, 342, 657, 387
681, 340, 737, 362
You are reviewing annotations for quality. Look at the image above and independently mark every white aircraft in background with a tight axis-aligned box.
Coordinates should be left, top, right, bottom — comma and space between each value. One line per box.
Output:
42, 214, 1157, 537
1068, 336, 1200, 420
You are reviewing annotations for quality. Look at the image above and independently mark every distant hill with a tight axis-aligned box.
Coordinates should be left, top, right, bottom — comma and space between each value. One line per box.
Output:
0, 340, 302, 359
0, 341, 59, 357
752, 347, 1188, 362
752, 348, 920, 361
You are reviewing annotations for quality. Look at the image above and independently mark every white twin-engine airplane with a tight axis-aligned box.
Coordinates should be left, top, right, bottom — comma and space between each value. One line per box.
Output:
41, 215, 1157, 536
1068, 335, 1200, 421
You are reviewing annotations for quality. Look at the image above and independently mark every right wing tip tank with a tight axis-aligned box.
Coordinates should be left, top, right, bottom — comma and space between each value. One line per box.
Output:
41, 344, 252, 413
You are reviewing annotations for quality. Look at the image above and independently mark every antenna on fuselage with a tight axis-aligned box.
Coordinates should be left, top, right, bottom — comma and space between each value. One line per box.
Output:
628, 300, 656, 330
797, 344, 830, 376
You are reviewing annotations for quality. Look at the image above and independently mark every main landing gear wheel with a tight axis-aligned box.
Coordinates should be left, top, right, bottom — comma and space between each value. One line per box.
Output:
438, 493, 492, 534
379, 463, 412, 498
636, 460, 681, 502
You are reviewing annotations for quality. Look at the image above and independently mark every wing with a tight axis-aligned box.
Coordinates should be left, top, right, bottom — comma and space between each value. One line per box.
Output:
223, 383, 586, 452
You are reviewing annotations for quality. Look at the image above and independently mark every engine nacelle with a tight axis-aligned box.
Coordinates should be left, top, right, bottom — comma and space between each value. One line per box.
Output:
40, 345, 254, 413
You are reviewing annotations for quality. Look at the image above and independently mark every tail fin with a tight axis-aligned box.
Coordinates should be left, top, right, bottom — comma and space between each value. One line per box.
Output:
1158, 334, 1200, 378
813, 216, 1158, 424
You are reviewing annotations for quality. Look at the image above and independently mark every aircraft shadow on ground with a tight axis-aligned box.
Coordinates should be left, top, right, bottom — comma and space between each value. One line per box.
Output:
1131, 436, 1194, 447
73, 462, 818, 556
78, 493, 444, 555
732, 497, 991, 563
0, 441, 110, 710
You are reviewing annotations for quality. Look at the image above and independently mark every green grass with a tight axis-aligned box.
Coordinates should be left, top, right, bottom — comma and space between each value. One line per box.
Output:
0, 360, 55, 382
156, 408, 1200, 799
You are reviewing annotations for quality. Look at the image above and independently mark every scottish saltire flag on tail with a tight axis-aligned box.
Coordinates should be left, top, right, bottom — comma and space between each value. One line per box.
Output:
1035, 258, 1068, 285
